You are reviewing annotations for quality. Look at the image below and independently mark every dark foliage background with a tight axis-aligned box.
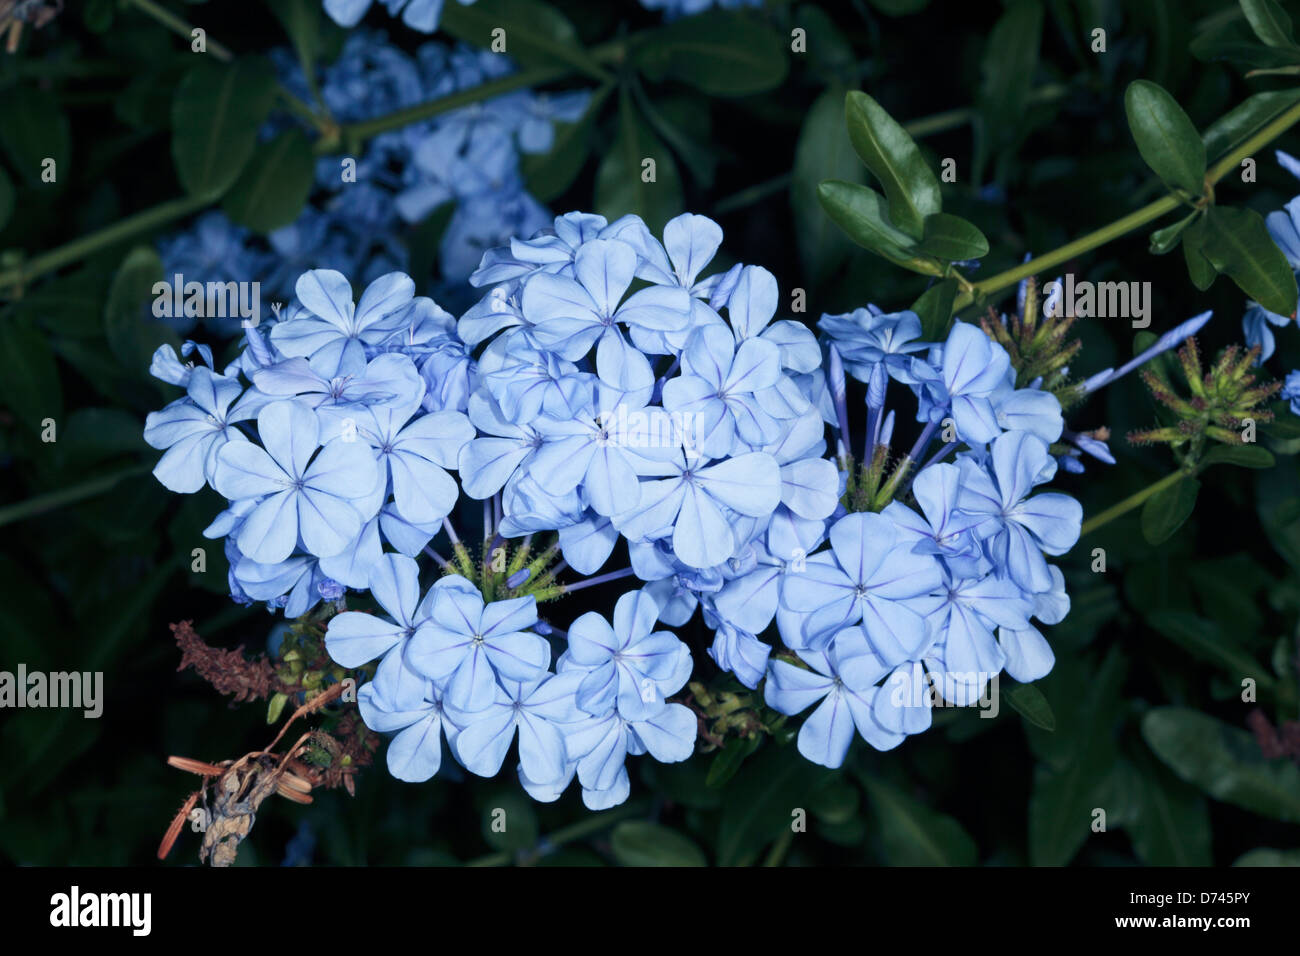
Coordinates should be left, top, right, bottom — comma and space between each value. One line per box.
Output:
1, 0, 1299, 866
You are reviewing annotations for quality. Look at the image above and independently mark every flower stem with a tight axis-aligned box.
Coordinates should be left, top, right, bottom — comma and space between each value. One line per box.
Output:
0, 193, 213, 295
1078, 469, 1188, 537
562, 567, 636, 593
124, 0, 233, 62
951, 98, 1300, 314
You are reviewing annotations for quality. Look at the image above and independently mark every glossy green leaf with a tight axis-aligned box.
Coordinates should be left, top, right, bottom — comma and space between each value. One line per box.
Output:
634, 11, 788, 97
1202, 90, 1300, 163
594, 92, 682, 235
1202, 205, 1298, 316
861, 777, 977, 865
1142, 707, 1300, 822
1240, 0, 1299, 49
1005, 682, 1056, 731
610, 822, 707, 866
1124, 80, 1206, 196
844, 91, 942, 239
916, 212, 990, 261
793, 87, 866, 286
1149, 212, 1197, 255
171, 59, 279, 199
1140, 475, 1200, 545
816, 180, 943, 275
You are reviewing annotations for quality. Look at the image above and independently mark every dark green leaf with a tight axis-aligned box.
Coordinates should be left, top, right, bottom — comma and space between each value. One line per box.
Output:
910, 278, 958, 341
0, 86, 70, 188
816, 180, 943, 275
716, 744, 832, 866
1127, 749, 1212, 866
1124, 80, 1206, 196
1182, 214, 1216, 290
1005, 682, 1056, 731
1140, 475, 1200, 545
222, 128, 315, 233
441, 0, 604, 78
916, 212, 989, 261
1027, 648, 1127, 865
103, 246, 177, 375
792, 86, 866, 286
269, 0, 324, 103
634, 11, 788, 97
171, 59, 279, 199
844, 90, 942, 238
1202, 205, 1298, 316
1149, 212, 1197, 255
1200, 444, 1275, 469
594, 92, 682, 235
1202, 90, 1300, 164
706, 735, 760, 788
1240, 0, 1298, 49
521, 85, 611, 202
1145, 610, 1272, 689
0, 316, 61, 432
610, 821, 707, 866
796, 5, 857, 85
974, 0, 1044, 182
861, 777, 977, 865
1142, 707, 1300, 822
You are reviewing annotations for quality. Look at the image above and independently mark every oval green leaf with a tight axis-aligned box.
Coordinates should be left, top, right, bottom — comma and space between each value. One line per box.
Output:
1124, 79, 1206, 196
844, 90, 942, 239
610, 821, 707, 866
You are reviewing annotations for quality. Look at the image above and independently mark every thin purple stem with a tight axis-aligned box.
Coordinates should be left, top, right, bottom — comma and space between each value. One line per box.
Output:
563, 567, 636, 593
423, 546, 450, 570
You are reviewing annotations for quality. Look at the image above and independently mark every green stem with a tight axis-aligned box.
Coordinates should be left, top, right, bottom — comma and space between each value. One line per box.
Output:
1078, 469, 1187, 537
0, 193, 213, 295
952, 99, 1300, 314
0, 193, 210, 295
125, 0, 234, 62
464, 798, 649, 867
338, 63, 581, 149
0, 464, 151, 529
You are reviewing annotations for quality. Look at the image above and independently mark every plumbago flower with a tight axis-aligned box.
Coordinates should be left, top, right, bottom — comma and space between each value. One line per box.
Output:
154, 209, 1232, 807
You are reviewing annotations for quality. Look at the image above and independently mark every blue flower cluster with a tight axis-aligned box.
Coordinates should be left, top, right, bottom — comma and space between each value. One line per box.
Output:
145, 209, 1087, 801
157, 29, 588, 334
1242, 150, 1300, 412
